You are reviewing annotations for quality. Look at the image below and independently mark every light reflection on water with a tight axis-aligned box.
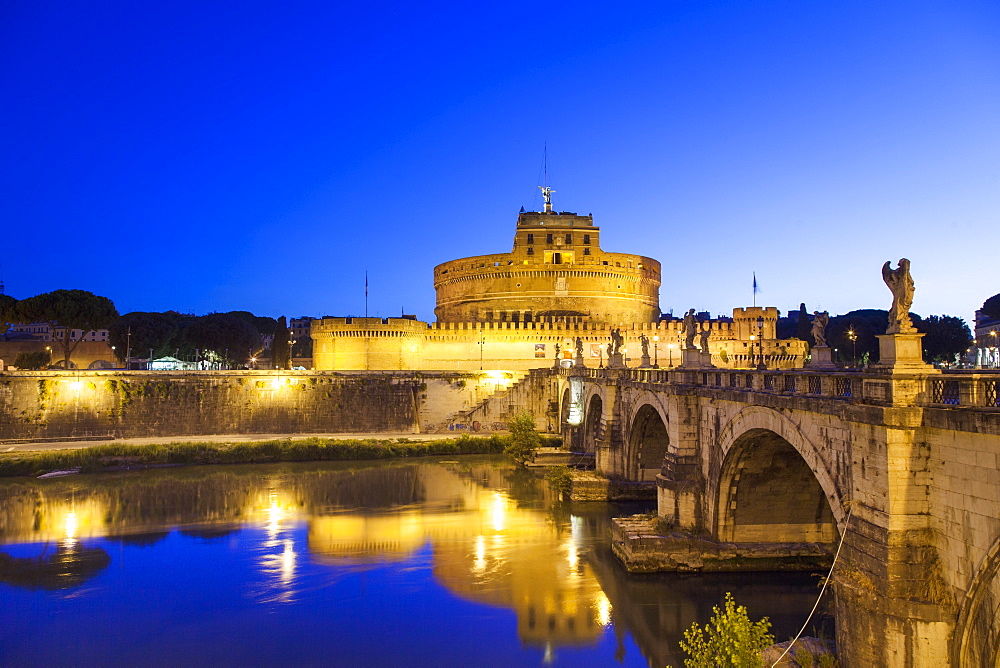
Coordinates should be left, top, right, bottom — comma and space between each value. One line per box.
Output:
0, 457, 831, 666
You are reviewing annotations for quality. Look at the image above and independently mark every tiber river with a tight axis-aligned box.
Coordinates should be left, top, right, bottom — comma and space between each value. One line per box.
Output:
0, 456, 832, 666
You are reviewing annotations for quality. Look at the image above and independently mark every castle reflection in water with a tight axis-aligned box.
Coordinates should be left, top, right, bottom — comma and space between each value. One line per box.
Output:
0, 458, 825, 666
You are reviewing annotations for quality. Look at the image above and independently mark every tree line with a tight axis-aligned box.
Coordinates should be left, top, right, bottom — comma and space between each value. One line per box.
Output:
777, 304, 975, 367
0, 289, 299, 369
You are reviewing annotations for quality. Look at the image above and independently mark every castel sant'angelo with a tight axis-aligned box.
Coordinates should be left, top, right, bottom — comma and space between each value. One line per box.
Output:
312, 189, 806, 371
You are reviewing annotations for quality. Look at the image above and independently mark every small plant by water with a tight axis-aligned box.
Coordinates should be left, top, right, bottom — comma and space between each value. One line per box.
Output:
677, 592, 774, 667
503, 410, 540, 465
545, 466, 573, 498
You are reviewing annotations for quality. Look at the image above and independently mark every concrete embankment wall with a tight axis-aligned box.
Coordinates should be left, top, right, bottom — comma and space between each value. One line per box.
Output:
0, 370, 491, 441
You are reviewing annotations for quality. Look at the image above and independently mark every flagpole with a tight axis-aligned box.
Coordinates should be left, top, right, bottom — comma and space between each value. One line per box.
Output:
365, 272, 369, 318
752, 272, 758, 307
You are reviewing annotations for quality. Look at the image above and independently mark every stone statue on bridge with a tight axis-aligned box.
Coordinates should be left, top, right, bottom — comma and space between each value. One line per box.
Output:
811, 311, 830, 347
575, 337, 584, 358
610, 328, 624, 356
699, 324, 711, 352
882, 258, 916, 334
683, 309, 699, 349
639, 334, 649, 358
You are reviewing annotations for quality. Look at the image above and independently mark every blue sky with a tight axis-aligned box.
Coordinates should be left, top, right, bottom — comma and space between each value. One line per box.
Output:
2, 1, 998, 324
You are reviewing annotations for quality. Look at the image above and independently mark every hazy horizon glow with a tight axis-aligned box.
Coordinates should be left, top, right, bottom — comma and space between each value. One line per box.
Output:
2, 1, 998, 325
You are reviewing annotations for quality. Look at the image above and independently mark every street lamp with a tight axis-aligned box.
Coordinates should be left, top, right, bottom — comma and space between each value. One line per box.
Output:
653, 335, 659, 367
756, 316, 766, 370
478, 333, 485, 371
847, 329, 857, 368
667, 343, 674, 368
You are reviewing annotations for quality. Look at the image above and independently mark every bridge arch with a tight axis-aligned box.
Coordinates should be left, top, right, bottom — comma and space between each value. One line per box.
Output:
716, 406, 847, 542
625, 395, 670, 482
954, 535, 1000, 667
580, 386, 606, 455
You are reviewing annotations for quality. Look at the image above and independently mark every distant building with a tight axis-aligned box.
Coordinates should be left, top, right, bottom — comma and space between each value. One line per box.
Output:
7, 322, 110, 343
974, 296, 1000, 368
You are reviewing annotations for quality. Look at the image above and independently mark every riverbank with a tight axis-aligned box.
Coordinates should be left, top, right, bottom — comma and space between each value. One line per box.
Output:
0, 434, 562, 478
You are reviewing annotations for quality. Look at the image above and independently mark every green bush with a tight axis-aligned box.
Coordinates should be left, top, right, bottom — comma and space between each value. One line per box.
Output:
679, 592, 774, 667
545, 466, 573, 498
14, 351, 51, 370
504, 411, 540, 465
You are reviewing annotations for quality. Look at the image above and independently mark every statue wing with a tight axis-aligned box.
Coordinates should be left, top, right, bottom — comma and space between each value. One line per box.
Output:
881, 261, 893, 284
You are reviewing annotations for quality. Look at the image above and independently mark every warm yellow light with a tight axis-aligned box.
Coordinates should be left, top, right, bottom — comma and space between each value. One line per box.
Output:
270, 378, 284, 390
595, 591, 612, 627
472, 534, 487, 574
64, 511, 78, 540
67, 380, 82, 391
490, 491, 508, 532
653, 336, 659, 342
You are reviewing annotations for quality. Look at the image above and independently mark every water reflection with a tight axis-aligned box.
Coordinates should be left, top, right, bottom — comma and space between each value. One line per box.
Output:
0, 458, 829, 666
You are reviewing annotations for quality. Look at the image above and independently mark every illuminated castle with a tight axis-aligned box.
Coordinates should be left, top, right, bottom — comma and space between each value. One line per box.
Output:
312, 192, 805, 371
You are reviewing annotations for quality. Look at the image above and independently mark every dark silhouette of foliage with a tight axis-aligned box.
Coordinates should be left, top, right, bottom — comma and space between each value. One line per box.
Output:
14, 289, 118, 367
13, 350, 51, 370
109, 311, 184, 363
796, 303, 813, 344
182, 313, 260, 366
916, 315, 972, 365
272, 316, 290, 369
826, 310, 890, 366
0, 294, 17, 336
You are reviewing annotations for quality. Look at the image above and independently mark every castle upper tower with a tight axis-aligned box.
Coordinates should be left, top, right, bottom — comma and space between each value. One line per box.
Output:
433, 201, 660, 324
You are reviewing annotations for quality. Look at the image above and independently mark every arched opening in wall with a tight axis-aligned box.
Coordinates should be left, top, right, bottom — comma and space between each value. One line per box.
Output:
718, 429, 836, 544
627, 404, 669, 482
582, 395, 603, 454
955, 536, 1000, 668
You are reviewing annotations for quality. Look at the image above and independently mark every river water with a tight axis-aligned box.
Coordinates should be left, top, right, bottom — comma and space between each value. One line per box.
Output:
0, 456, 831, 666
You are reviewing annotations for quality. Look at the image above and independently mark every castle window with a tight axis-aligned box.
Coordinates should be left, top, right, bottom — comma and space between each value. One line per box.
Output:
546, 233, 553, 243
583, 234, 590, 244
527, 247, 534, 255
527, 233, 534, 244
565, 234, 572, 244
584, 248, 591, 255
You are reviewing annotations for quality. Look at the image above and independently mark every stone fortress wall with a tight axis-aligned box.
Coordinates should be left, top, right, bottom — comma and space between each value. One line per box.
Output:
0, 370, 509, 441
312, 202, 807, 372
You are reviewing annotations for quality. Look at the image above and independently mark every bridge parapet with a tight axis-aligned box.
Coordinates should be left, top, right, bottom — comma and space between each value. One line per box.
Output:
562, 366, 1000, 410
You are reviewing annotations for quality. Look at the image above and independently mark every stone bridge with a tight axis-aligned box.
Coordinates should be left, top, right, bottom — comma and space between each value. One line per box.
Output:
555, 364, 1000, 667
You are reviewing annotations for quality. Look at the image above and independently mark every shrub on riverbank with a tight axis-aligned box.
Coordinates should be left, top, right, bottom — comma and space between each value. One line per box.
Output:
0, 434, 563, 478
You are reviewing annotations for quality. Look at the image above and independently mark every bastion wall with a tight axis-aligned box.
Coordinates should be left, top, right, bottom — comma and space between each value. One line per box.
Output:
0, 370, 506, 441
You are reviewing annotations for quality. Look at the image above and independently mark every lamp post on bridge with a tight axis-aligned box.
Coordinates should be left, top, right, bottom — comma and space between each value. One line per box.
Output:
653, 335, 659, 367
847, 329, 857, 368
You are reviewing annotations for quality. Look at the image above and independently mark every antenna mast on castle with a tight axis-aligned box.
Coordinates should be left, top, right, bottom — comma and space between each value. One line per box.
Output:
538, 143, 555, 213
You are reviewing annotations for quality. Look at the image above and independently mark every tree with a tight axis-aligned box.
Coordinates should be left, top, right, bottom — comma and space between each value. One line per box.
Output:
796, 303, 813, 344
182, 313, 260, 367
916, 315, 972, 365
504, 411, 540, 465
271, 316, 290, 369
14, 290, 118, 368
679, 592, 774, 668
827, 309, 889, 366
13, 350, 50, 370
109, 311, 184, 363
0, 294, 17, 337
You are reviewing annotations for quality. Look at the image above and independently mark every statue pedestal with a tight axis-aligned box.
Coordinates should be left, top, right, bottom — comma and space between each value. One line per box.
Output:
807, 346, 838, 370
574, 354, 586, 368
699, 351, 715, 368
874, 333, 936, 372
607, 353, 625, 369
678, 348, 705, 368
638, 353, 652, 368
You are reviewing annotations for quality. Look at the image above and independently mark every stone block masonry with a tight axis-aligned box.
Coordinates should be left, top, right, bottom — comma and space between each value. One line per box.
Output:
0, 370, 490, 442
